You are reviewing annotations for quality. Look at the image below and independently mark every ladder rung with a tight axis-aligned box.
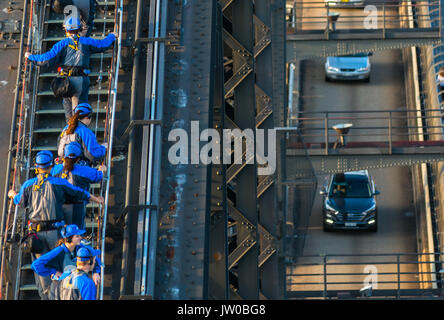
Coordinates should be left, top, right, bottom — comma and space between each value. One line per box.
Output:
21, 264, 33, 271
35, 108, 106, 115
45, 18, 115, 24
37, 89, 109, 96
32, 146, 58, 151
20, 284, 38, 291
43, 36, 116, 44
46, 1, 115, 6
39, 72, 109, 78
86, 202, 101, 209
84, 220, 98, 229
34, 127, 104, 133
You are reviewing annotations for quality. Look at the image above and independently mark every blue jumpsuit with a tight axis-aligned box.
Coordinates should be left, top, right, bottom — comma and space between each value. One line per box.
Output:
31, 243, 102, 300
59, 269, 97, 300
27, 33, 116, 121
13, 174, 91, 300
57, 122, 107, 164
31, 243, 102, 276
51, 162, 103, 228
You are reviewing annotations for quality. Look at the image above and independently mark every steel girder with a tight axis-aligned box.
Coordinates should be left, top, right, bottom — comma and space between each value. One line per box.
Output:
208, 3, 229, 299
287, 153, 444, 178
133, 0, 219, 299
287, 38, 441, 60
216, 0, 286, 300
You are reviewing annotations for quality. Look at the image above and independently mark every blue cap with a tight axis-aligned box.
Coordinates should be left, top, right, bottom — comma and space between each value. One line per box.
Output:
35, 150, 53, 168
74, 103, 92, 116
77, 246, 101, 262
63, 17, 81, 31
61, 224, 86, 238
64, 141, 82, 159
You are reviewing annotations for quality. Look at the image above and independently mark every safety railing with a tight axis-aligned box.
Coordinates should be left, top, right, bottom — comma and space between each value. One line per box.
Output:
0, 0, 119, 300
287, 108, 444, 154
98, 0, 122, 300
286, 0, 441, 38
286, 252, 444, 299
0, 0, 37, 300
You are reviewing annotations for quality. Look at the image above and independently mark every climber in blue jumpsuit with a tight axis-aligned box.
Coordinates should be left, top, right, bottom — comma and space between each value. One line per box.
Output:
7, 150, 104, 300
31, 224, 102, 299
57, 103, 107, 165
24, 16, 117, 122
52, 141, 106, 228
58, 246, 101, 300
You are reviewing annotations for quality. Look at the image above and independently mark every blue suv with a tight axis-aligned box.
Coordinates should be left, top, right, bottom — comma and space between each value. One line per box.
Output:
320, 170, 380, 232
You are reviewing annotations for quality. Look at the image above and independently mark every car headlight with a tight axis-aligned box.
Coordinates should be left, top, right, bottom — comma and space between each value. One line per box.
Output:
325, 202, 338, 215
357, 66, 369, 72
363, 204, 376, 215
327, 66, 340, 72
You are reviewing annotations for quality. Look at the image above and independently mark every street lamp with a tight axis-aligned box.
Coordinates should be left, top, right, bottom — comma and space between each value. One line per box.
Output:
360, 284, 373, 298
332, 123, 353, 149
327, 12, 340, 31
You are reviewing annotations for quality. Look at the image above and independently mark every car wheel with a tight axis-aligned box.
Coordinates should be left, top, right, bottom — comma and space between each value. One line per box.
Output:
325, 75, 331, 82
363, 76, 370, 83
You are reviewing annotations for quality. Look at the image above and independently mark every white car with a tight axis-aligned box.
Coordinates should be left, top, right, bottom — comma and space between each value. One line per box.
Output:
325, 0, 365, 8
325, 52, 372, 82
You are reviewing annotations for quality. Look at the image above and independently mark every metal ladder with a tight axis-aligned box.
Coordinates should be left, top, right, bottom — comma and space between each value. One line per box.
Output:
1, 0, 117, 300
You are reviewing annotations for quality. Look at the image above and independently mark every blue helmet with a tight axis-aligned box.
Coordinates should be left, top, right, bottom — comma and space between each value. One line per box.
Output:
63, 16, 81, 31
64, 141, 82, 159
61, 224, 86, 238
35, 150, 53, 168
77, 246, 101, 262
74, 103, 92, 116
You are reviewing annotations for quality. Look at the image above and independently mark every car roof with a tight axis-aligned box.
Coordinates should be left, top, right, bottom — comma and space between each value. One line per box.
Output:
332, 170, 369, 183
344, 170, 368, 176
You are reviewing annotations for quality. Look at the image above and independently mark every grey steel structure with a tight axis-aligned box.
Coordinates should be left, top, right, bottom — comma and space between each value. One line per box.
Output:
287, 0, 444, 60
127, 0, 290, 299
211, 0, 289, 299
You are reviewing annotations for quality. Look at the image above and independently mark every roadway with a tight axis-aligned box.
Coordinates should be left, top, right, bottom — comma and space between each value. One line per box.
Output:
286, 48, 420, 293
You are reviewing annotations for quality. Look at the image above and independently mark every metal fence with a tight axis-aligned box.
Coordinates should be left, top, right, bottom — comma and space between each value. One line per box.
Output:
286, 0, 441, 32
286, 108, 444, 154
287, 252, 444, 299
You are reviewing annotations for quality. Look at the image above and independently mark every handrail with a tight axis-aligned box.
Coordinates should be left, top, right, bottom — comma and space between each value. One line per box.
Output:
91, 0, 114, 248
99, 0, 123, 300
287, 252, 444, 297
286, 0, 442, 35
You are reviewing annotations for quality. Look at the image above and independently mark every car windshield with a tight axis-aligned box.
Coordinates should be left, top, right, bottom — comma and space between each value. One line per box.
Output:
339, 53, 368, 58
329, 176, 372, 198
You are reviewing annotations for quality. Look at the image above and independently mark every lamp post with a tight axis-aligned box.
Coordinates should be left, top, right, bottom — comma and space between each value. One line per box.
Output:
332, 123, 353, 149
327, 12, 340, 31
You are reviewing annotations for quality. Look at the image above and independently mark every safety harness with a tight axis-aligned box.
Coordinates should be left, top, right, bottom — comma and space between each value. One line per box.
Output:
28, 173, 62, 232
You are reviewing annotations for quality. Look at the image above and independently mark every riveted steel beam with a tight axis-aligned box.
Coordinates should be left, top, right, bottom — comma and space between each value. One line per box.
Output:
287, 38, 441, 60
227, 0, 259, 300
149, 0, 217, 299
208, 2, 229, 300
255, 0, 287, 300
287, 154, 444, 177
216, 0, 286, 300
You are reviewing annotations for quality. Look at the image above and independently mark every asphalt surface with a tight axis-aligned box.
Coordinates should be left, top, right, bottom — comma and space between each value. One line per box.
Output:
287, 49, 419, 292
